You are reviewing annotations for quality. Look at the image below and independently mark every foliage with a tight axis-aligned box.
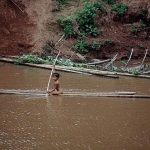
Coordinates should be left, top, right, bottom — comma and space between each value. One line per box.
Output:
112, 3, 128, 16
131, 26, 141, 35
137, 44, 145, 50
56, 58, 84, 67
89, 39, 114, 51
102, 0, 116, 5
103, 39, 114, 46
140, 9, 148, 19
74, 38, 114, 54
131, 21, 147, 35
58, 17, 77, 38
131, 69, 140, 76
90, 41, 102, 50
15, 55, 85, 68
56, 0, 70, 10
56, 0, 68, 5
74, 38, 89, 54
16, 55, 48, 64
140, 20, 147, 28
76, 2, 105, 36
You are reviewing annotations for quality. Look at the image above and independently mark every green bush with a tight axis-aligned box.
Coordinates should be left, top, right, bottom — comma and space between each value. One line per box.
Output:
140, 20, 147, 28
16, 55, 48, 64
74, 39, 89, 54
140, 9, 148, 18
103, 39, 114, 46
76, 2, 105, 36
112, 3, 128, 16
137, 44, 145, 50
102, 0, 116, 5
131, 26, 141, 35
74, 39, 114, 54
89, 40, 114, 51
56, 0, 68, 4
15, 55, 85, 67
58, 17, 77, 38
56, 0, 69, 7
90, 41, 102, 50
131, 69, 140, 76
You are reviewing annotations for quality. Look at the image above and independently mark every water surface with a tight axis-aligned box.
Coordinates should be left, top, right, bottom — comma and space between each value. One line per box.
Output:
0, 63, 150, 150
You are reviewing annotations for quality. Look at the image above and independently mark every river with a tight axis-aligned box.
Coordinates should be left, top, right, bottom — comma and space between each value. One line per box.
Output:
0, 62, 150, 150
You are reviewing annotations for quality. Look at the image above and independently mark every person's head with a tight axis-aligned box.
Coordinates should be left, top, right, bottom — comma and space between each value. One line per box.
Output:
52, 72, 60, 81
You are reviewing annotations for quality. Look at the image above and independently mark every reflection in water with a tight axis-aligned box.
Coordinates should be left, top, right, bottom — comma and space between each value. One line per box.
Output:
0, 63, 150, 150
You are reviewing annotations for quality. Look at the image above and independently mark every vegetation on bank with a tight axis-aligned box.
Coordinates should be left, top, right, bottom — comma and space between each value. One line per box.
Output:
55, 0, 130, 55
52, 0, 150, 59
74, 39, 114, 54
15, 54, 149, 76
58, 1, 106, 38
112, 3, 128, 16
15, 55, 85, 68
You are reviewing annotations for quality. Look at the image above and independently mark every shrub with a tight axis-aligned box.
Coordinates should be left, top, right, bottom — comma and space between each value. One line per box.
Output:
131, 26, 141, 35
74, 39, 89, 54
137, 44, 145, 50
102, 0, 116, 5
58, 17, 77, 38
90, 41, 102, 50
103, 39, 114, 46
140, 9, 148, 19
89, 40, 114, 51
131, 69, 140, 76
76, 2, 105, 36
56, 0, 69, 8
16, 55, 47, 64
112, 3, 128, 16
140, 20, 147, 28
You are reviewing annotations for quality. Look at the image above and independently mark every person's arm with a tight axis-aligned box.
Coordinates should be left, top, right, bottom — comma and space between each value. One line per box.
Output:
47, 83, 57, 93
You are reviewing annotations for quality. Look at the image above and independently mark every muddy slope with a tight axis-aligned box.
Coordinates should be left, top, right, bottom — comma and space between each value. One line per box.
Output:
0, 0, 52, 56
0, 0, 150, 59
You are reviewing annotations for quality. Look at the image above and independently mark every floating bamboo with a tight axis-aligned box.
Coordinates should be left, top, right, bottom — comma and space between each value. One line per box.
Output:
0, 89, 150, 99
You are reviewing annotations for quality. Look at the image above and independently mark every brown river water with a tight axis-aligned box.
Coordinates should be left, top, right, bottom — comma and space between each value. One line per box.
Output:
0, 62, 150, 150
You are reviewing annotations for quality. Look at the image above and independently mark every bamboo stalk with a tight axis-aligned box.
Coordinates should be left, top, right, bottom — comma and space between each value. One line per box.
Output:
142, 70, 150, 75
46, 34, 64, 92
138, 49, 148, 71
123, 48, 134, 71
46, 51, 61, 92
87, 59, 111, 65
0, 90, 150, 99
103, 53, 118, 70
0, 89, 136, 95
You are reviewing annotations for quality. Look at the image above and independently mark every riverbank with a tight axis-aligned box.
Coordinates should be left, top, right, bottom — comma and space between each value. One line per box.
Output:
0, 56, 150, 79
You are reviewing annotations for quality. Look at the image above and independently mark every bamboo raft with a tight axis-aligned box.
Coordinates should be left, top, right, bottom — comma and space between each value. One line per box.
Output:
0, 89, 150, 99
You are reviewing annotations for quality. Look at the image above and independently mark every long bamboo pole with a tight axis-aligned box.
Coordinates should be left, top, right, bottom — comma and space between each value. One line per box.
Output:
139, 49, 148, 71
123, 48, 134, 71
46, 51, 61, 92
46, 35, 64, 92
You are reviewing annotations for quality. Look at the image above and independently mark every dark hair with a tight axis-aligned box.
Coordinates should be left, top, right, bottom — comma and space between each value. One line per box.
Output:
52, 72, 60, 78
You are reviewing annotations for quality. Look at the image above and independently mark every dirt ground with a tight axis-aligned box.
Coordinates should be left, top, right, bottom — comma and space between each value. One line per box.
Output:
0, 0, 150, 60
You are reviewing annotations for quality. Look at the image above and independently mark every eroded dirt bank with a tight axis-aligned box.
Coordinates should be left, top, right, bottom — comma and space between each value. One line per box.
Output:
0, 0, 150, 60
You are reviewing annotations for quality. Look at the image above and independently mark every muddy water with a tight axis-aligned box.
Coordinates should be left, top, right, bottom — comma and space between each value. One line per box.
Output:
0, 63, 150, 150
